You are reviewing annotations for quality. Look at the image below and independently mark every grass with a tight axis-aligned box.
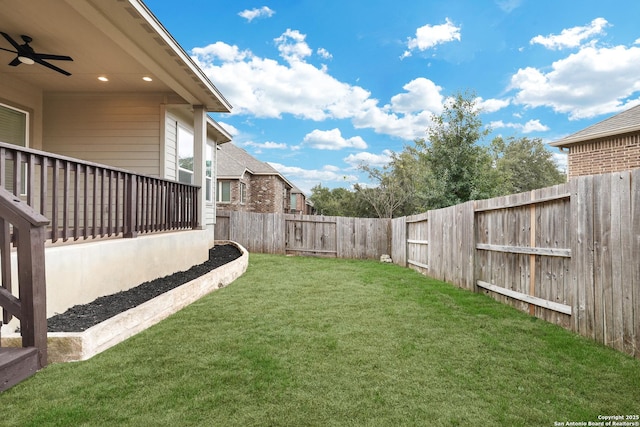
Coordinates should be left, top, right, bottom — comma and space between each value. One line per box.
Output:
1, 254, 639, 426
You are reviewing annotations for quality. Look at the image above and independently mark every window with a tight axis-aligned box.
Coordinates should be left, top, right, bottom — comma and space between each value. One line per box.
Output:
240, 182, 247, 204
217, 181, 231, 203
205, 144, 213, 201
290, 193, 298, 210
0, 102, 28, 147
177, 125, 194, 184
0, 103, 28, 195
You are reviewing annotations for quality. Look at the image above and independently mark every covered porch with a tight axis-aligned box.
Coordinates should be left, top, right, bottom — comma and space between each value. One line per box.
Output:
0, 0, 233, 389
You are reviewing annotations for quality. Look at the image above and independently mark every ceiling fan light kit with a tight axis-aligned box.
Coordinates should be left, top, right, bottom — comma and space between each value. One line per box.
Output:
0, 32, 73, 76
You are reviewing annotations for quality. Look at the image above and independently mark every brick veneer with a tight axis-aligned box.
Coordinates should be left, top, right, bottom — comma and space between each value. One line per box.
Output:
568, 131, 640, 177
247, 175, 290, 213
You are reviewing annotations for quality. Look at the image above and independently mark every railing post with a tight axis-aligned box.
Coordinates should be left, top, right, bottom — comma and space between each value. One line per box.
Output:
0, 188, 50, 368
124, 174, 138, 238
17, 225, 48, 368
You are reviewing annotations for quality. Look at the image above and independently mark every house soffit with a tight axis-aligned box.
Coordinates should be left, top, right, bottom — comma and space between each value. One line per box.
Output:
0, 0, 231, 113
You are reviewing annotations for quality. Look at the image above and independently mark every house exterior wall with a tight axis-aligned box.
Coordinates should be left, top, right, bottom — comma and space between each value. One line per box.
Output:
0, 73, 44, 150
216, 175, 251, 212
43, 93, 164, 177
568, 131, 640, 177
291, 193, 307, 214
248, 175, 290, 213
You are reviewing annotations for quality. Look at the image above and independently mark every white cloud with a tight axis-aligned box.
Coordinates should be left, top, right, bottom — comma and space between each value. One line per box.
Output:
217, 121, 239, 137
496, 0, 522, 13
303, 128, 367, 150
317, 48, 333, 59
243, 141, 289, 150
267, 162, 358, 193
530, 18, 608, 50
343, 150, 393, 168
275, 29, 313, 63
476, 97, 510, 113
490, 119, 549, 133
238, 6, 275, 22
192, 42, 250, 62
552, 151, 568, 174
192, 31, 445, 141
402, 18, 461, 58
390, 78, 443, 114
509, 44, 640, 119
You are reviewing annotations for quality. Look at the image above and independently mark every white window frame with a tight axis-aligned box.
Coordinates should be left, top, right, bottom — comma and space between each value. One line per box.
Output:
205, 143, 213, 202
0, 103, 29, 195
0, 102, 28, 147
177, 124, 194, 185
240, 182, 247, 204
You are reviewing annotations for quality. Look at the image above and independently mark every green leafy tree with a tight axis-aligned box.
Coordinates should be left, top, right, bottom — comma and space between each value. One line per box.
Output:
355, 160, 415, 218
411, 91, 502, 208
309, 184, 375, 217
491, 136, 566, 193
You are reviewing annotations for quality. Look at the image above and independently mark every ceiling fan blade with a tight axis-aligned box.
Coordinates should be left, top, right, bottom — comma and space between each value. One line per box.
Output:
34, 53, 73, 62
8, 57, 21, 66
33, 57, 71, 76
0, 32, 21, 50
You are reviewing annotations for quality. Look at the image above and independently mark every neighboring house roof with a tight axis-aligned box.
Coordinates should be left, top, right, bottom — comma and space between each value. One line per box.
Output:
216, 143, 295, 189
551, 104, 640, 148
0, 0, 231, 113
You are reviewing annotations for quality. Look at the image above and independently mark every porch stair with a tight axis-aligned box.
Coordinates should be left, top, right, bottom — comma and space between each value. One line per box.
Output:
0, 347, 39, 392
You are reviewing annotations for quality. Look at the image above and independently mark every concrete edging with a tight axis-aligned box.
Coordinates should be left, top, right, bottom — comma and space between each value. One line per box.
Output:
2, 241, 248, 364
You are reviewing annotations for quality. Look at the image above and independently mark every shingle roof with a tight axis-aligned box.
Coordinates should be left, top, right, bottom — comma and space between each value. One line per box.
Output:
551, 104, 640, 147
216, 143, 295, 189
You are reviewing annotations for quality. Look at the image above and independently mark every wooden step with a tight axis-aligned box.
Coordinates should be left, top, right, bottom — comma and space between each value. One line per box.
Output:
0, 347, 39, 392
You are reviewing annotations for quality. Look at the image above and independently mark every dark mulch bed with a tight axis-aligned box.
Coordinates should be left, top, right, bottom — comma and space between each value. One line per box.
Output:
46, 244, 242, 333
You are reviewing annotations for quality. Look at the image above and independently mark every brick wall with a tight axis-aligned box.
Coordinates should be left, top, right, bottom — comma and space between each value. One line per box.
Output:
568, 132, 640, 177
248, 175, 290, 213
218, 176, 251, 212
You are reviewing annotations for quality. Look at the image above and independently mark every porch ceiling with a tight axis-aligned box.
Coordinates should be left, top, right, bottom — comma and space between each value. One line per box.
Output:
0, 0, 230, 112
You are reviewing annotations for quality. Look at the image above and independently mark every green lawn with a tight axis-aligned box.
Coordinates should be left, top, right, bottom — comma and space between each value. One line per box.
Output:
1, 254, 639, 426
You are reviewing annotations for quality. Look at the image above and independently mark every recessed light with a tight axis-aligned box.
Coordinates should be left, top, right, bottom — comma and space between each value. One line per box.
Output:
98, 76, 109, 82
142, 76, 153, 82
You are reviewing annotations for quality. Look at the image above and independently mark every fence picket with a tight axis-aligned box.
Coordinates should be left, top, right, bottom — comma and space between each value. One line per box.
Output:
215, 170, 639, 358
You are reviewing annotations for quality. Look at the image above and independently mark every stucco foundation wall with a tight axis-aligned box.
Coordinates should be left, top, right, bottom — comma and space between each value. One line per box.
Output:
2, 230, 211, 332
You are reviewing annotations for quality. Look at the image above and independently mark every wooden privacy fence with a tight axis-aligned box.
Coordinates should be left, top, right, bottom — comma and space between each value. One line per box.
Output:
216, 169, 639, 358
215, 211, 389, 259
392, 170, 640, 359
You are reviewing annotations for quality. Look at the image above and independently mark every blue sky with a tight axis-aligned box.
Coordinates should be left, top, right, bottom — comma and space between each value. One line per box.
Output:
145, 0, 640, 193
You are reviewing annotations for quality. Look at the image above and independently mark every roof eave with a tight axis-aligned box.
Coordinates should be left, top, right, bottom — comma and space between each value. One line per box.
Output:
551, 124, 640, 147
125, 0, 233, 112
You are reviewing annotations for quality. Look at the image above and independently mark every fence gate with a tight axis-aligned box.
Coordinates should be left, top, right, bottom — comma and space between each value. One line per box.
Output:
285, 217, 337, 257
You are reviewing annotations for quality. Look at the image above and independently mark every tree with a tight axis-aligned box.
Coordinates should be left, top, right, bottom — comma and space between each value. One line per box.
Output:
412, 91, 502, 208
491, 136, 566, 193
309, 184, 376, 217
355, 160, 415, 218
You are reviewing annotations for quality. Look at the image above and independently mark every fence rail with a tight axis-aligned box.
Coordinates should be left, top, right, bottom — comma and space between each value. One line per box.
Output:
392, 171, 639, 359
219, 169, 640, 359
0, 142, 199, 242
215, 211, 389, 259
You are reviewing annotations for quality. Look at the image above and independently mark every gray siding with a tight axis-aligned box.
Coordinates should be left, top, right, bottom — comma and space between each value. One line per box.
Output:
43, 93, 163, 176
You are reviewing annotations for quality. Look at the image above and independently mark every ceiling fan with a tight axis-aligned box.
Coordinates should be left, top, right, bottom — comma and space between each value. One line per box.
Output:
0, 32, 73, 76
